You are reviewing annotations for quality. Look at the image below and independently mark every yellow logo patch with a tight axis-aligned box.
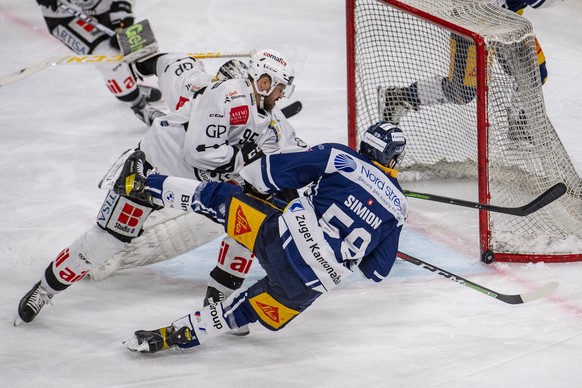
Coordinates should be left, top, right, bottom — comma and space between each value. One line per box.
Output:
249, 293, 299, 330
226, 197, 266, 251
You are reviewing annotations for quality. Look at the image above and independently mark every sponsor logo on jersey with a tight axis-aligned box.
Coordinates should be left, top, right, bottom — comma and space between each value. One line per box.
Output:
175, 96, 189, 111
267, 120, 281, 142
180, 194, 191, 212
54, 249, 88, 283
163, 191, 174, 203
333, 153, 357, 173
295, 214, 342, 286
112, 203, 145, 234
57, 266, 89, 284
124, 23, 147, 53
209, 304, 223, 330
249, 292, 299, 330
230, 105, 249, 125
217, 241, 254, 274
53, 25, 90, 55
289, 201, 305, 212
206, 124, 227, 138
97, 192, 118, 223
106, 79, 123, 94
344, 195, 382, 229
358, 165, 403, 212
55, 248, 70, 267
233, 206, 252, 235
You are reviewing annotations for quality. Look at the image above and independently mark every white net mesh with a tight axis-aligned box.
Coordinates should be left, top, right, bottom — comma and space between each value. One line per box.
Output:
351, 0, 582, 259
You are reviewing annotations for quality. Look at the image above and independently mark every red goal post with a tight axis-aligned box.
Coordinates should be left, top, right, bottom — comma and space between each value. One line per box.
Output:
346, 0, 582, 263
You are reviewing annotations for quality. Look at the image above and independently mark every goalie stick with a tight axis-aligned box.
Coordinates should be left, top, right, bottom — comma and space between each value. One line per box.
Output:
0, 51, 256, 88
403, 182, 567, 216
397, 251, 558, 304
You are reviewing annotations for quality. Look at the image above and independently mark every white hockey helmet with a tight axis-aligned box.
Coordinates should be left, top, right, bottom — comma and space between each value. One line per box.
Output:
248, 49, 295, 99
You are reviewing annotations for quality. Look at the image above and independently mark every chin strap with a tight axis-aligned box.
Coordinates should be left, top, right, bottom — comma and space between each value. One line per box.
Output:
372, 160, 398, 178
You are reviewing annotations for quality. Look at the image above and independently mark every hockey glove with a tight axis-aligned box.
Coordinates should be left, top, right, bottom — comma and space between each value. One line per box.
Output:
37, 0, 58, 11
108, 2, 135, 49
238, 141, 265, 165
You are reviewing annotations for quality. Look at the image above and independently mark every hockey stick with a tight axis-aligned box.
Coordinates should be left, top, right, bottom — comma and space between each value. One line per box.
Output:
281, 101, 302, 119
397, 251, 558, 304
403, 182, 566, 216
0, 51, 256, 88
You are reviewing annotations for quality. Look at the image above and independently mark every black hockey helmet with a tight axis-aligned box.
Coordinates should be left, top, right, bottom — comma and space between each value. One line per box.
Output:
359, 121, 406, 168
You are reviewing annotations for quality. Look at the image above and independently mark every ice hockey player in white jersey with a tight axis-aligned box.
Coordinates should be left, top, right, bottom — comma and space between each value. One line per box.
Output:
35, 0, 162, 125
378, 0, 563, 129
118, 121, 408, 353
15, 49, 308, 329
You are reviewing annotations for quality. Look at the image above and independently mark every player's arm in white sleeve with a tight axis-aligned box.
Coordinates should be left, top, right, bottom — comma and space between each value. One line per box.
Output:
154, 53, 214, 112
273, 109, 310, 153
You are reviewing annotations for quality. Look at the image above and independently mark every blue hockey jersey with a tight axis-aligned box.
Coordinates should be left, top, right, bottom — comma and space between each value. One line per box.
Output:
240, 143, 408, 292
499, 0, 562, 13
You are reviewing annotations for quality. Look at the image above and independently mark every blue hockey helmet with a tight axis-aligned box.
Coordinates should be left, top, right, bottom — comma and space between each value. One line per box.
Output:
359, 121, 406, 168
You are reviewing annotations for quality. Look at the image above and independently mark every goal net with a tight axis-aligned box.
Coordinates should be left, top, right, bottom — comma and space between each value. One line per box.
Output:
346, 0, 582, 262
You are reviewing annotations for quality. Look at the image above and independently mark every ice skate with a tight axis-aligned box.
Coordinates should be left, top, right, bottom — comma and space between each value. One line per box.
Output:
507, 106, 533, 144
377, 86, 418, 125
137, 85, 162, 103
124, 325, 194, 353
131, 94, 164, 126
113, 149, 151, 202
14, 281, 53, 326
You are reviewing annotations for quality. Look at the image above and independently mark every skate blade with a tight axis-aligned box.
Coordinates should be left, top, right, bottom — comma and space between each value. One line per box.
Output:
123, 336, 151, 352
230, 325, 250, 336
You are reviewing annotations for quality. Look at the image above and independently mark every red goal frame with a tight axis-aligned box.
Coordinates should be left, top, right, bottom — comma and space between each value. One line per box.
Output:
345, 0, 581, 263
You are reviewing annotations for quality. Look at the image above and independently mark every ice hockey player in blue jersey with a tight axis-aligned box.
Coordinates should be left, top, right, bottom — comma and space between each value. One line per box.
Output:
120, 121, 408, 353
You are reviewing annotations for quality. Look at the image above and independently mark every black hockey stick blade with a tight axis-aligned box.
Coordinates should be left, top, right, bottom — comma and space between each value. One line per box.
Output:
403, 182, 567, 216
281, 101, 302, 119
397, 251, 559, 304
518, 182, 567, 216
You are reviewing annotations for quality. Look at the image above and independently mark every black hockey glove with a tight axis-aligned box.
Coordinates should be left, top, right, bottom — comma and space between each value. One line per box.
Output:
108, 2, 134, 50
238, 141, 265, 165
37, 0, 58, 11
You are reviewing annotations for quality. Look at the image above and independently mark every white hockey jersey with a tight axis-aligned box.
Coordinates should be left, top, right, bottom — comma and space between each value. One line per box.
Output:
140, 54, 308, 183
